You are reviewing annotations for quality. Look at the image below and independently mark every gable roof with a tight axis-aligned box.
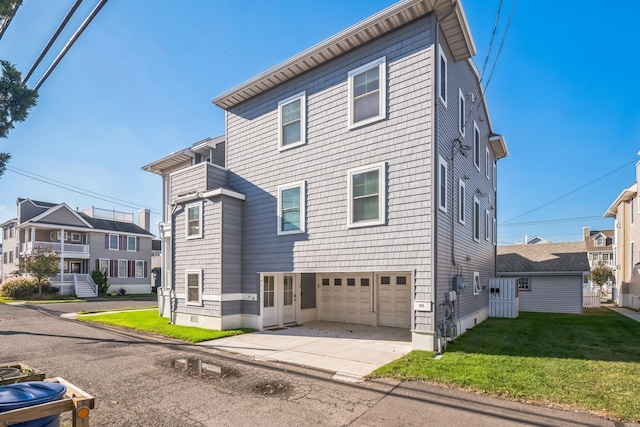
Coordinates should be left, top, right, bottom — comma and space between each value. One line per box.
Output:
497, 242, 590, 274
79, 213, 153, 236
585, 229, 614, 251
604, 182, 637, 218
211, 0, 475, 110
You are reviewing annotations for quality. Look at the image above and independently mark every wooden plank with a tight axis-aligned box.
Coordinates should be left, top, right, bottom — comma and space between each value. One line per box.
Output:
0, 398, 73, 424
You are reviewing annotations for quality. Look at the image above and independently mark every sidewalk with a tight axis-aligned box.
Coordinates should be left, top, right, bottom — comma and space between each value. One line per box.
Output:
607, 306, 640, 323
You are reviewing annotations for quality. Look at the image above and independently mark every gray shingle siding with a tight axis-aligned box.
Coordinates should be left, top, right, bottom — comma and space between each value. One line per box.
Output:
221, 196, 242, 294
224, 15, 438, 331
434, 27, 496, 329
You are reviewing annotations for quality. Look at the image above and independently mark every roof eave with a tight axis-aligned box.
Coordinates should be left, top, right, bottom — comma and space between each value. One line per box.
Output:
211, 0, 475, 110
604, 183, 637, 218
489, 133, 509, 160
142, 149, 194, 175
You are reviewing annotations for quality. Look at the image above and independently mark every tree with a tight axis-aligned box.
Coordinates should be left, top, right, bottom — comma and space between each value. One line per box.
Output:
0, 59, 39, 178
588, 262, 613, 295
20, 246, 60, 296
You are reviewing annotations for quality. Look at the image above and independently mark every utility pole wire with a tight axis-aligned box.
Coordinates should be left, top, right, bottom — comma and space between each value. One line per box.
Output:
35, 0, 108, 91
23, 0, 84, 85
502, 157, 638, 224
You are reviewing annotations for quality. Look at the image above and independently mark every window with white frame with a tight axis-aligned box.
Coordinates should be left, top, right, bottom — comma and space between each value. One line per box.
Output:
493, 217, 497, 245
99, 258, 109, 277
263, 275, 275, 308
348, 162, 386, 227
596, 236, 604, 246
592, 253, 600, 261
278, 92, 306, 150
492, 162, 497, 191
348, 57, 386, 128
458, 89, 466, 136
473, 272, 481, 295
186, 201, 203, 239
109, 234, 118, 250
438, 156, 448, 213
485, 210, 490, 241
185, 269, 202, 306
631, 241, 635, 274
458, 179, 466, 225
118, 259, 127, 278
473, 121, 480, 170
473, 197, 480, 241
517, 277, 531, 291
277, 181, 306, 235
632, 197, 635, 224
71, 233, 81, 242
438, 45, 447, 107
127, 236, 136, 251
135, 260, 144, 278
485, 147, 490, 179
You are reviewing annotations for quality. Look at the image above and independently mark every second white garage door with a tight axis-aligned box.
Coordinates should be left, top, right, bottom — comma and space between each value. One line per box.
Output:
377, 273, 411, 328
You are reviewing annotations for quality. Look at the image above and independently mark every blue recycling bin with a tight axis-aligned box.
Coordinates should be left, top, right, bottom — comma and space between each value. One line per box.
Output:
0, 381, 67, 427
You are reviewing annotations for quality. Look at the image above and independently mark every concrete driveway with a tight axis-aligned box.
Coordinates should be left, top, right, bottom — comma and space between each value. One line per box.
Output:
198, 321, 412, 382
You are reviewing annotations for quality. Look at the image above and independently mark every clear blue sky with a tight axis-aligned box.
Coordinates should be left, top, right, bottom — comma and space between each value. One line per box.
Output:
0, 0, 638, 243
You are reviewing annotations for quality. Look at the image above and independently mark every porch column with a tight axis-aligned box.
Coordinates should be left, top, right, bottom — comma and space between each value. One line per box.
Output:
59, 228, 65, 279
30, 226, 35, 251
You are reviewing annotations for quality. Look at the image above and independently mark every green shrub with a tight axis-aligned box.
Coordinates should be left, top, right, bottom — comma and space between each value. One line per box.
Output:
91, 270, 110, 296
0, 277, 38, 298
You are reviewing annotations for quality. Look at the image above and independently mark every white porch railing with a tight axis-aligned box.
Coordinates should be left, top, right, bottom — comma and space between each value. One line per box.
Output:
22, 241, 89, 254
589, 260, 615, 268
583, 289, 601, 308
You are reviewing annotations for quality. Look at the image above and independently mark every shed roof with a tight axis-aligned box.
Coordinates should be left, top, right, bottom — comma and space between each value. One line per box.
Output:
497, 242, 589, 274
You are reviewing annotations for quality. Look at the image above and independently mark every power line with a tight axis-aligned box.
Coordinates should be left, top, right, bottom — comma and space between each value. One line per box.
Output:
23, 0, 84, 85
35, 0, 109, 91
483, 0, 517, 93
5, 165, 161, 215
502, 157, 638, 224
499, 215, 607, 227
479, 0, 503, 82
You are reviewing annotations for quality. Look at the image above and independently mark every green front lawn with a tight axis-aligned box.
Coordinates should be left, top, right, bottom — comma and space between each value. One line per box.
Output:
78, 309, 253, 343
0, 296, 86, 304
372, 308, 640, 422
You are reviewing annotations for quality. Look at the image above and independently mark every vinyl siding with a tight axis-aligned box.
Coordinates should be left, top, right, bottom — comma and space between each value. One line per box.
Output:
89, 231, 152, 286
226, 16, 436, 330
434, 28, 496, 328
518, 275, 582, 314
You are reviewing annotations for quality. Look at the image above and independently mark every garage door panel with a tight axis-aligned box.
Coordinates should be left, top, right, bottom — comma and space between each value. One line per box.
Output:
319, 274, 371, 325
378, 273, 411, 328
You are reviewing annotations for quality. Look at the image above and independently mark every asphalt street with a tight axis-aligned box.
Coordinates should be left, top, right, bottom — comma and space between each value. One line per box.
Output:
0, 300, 637, 427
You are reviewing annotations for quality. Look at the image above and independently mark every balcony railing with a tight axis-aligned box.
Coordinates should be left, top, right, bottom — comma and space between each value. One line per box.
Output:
22, 241, 89, 254
589, 260, 615, 268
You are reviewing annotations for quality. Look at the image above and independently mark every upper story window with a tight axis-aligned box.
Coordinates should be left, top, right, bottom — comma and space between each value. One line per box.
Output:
485, 210, 491, 241
473, 197, 480, 242
632, 197, 635, 224
458, 179, 466, 225
493, 161, 497, 191
493, 217, 497, 245
71, 233, 81, 242
348, 57, 386, 128
438, 156, 448, 213
348, 162, 386, 228
438, 45, 447, 107
458, 89, 466, 136
485, 147, 490, 180
109, 234, 119, 250
278, 92, 306, 150
277, 181, 306, 235
127, 236, 137, 251
596, 236, 604, 246
186, 201, 203, 239
473, 121, 480, 171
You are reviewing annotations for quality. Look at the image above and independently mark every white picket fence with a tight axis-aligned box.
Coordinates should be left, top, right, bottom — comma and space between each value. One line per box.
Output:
489, 278, 519, 318
583, 289, 601, 308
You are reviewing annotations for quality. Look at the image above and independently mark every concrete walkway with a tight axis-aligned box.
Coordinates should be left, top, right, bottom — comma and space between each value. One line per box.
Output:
608, 306, 640, 322
198, 321, 412, 383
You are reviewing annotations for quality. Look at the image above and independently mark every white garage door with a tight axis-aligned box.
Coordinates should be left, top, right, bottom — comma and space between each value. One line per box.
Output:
319, 274, 371, 325
377, 273, 411, 328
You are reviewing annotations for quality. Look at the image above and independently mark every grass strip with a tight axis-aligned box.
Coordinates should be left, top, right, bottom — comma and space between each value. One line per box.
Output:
372, 308, 640, 422
78, 309, 254, 343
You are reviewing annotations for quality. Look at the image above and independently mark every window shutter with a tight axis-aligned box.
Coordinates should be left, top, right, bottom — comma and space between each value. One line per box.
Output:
110, 260, 116, 277
105, 234, 108, 249
128, 260, 134, 277
136, 237, 140, 251
95, 259, 99, 271
144, 261, 148, 278
120, 235, 125, 250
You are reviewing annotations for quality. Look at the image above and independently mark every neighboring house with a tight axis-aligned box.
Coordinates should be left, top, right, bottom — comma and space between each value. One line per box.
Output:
583, 227, 615, 269
1, 218, 18, 283
604, 162, 640, 309
497, 242, 589, 314
143, 0, 508, 351
526, 236, 548, 245
0, 198, 154, 296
